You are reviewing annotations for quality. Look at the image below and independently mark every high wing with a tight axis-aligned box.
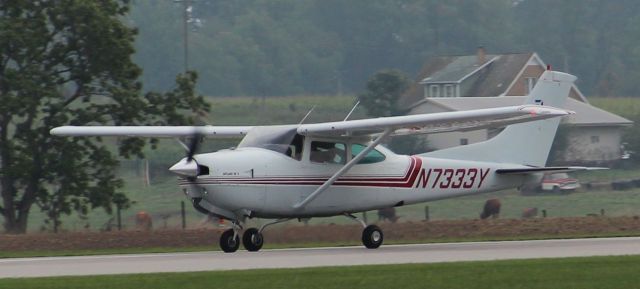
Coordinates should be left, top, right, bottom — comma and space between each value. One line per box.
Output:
50, 126, 253, 138
297, 105, 573, 137
51, 105, 570, 139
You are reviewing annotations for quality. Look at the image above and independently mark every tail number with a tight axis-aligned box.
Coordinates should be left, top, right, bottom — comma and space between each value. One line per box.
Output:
414, 168, 490, 189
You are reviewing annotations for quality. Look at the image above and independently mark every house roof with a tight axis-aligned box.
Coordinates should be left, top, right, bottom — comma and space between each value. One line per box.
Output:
413, 96, 632, 127
420, 55, 498, 83
468, 53, 534, 97
400, 53, 533, 108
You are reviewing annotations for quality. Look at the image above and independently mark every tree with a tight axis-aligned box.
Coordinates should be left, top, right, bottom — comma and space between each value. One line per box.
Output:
358, 69, 410, 118
0, 1, 208, 233
620, 115, 640, 166
358, 69, 431, 154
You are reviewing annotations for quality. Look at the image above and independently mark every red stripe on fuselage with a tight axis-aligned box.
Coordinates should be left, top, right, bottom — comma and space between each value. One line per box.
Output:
179, 156, 424, 188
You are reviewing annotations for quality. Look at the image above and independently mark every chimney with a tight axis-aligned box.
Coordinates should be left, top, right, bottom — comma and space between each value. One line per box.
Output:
477, 46, 486, 65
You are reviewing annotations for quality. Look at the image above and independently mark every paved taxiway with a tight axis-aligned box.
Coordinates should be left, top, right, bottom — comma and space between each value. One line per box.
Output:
1, 237, 639, 278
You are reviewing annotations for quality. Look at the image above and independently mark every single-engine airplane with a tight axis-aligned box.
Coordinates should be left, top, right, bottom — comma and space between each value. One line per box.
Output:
51, 70, 599, 253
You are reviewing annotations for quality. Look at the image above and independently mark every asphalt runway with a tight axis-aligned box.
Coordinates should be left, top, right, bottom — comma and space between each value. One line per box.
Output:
1, 237, 640, 278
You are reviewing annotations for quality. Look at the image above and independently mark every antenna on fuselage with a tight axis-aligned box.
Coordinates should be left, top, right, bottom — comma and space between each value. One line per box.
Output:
343, 100, 360, 121
299, 105, 316, 124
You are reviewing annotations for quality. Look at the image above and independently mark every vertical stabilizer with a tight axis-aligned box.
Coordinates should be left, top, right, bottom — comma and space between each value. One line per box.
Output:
422, 70, 577, 166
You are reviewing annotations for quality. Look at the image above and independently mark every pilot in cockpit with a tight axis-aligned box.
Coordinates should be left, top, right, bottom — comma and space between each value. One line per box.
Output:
310, 141, 345, 164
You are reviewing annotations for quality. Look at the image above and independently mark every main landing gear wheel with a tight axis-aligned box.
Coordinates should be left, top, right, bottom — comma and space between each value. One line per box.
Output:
242, 228, 264, 252
219, 229, 240, 253
362, 225, 383, 249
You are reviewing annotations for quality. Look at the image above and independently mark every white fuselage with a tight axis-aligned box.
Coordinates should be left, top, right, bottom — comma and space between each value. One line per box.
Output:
179, 145, 529, 220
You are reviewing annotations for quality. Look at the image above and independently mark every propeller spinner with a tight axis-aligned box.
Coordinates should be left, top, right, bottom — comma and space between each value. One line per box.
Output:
169, 131, 203, 178
169, 157, 200, 177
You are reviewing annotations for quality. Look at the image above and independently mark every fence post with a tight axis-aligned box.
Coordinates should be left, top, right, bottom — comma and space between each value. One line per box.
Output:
117, 205, 122, 231
424, 206, 430, 221
181, 201, 186, 229
542, 209, 547, 218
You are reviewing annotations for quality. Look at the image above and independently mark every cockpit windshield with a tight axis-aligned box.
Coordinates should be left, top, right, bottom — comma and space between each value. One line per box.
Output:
237, 126, 303, 160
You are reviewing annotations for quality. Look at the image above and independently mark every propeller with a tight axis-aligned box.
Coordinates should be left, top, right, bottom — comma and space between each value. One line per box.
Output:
169, 129, 203, 178
185, 115, 211, 162
186, 130, 203, 162
180, 130, 213, 216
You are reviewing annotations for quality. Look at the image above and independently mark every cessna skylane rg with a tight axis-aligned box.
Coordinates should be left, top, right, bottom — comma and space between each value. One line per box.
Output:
52, 70, 597, 253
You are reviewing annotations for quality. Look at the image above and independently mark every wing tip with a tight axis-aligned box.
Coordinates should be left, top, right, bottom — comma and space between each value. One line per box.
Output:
50, 126, 68, 136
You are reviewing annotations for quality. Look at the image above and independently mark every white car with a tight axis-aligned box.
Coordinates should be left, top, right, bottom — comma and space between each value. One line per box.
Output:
541, 173, 580, 193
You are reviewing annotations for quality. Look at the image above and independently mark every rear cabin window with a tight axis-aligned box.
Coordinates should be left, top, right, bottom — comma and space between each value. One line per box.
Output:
310, 141, 346, 164
351, 144, 386, 164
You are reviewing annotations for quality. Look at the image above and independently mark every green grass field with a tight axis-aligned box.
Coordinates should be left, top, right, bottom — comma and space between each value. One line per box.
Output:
3, 255, 640, 289
206, 95, 365, 125
590, 97, 640, 119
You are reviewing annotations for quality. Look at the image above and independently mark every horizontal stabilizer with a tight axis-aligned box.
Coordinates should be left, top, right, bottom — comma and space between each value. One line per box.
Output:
496, 166, 608, 175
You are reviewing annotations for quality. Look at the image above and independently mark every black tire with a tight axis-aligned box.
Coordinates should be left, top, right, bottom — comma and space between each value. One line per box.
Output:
242, 228, 264, 252
219, 229, 240, 253
552, 186, 561, 194
362, 225, 383, 249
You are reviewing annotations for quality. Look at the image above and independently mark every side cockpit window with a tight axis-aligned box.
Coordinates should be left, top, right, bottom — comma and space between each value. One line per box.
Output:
351, 144, 386, 164
310, 141, 346, 164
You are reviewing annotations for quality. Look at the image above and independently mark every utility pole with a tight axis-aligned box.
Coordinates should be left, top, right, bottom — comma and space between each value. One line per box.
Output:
183, 0, 190, 72
174, 0, 192, 72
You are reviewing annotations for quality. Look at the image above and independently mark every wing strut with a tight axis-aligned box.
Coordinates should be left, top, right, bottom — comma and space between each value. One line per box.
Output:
292, 128, 393, 210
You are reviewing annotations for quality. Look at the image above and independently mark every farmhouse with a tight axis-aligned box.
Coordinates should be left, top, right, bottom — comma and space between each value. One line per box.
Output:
400, 48, 632, 164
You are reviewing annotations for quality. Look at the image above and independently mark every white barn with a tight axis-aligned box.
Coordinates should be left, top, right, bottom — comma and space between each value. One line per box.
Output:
399, 49, 632, 164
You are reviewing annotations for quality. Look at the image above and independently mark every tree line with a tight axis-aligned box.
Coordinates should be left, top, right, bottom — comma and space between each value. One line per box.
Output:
131, 0, 640, 97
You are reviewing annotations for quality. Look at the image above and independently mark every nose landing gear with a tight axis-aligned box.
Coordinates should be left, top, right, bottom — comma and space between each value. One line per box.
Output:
219, 228, 240, 253
219, 221, 244, 253
219, 218, 291, 253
